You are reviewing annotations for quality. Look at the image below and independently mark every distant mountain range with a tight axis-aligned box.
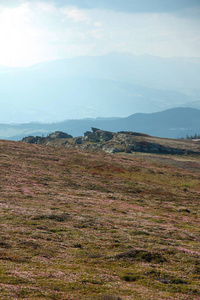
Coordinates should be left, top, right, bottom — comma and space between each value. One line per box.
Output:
0, 52, 200, 124
1, 107, 200, 140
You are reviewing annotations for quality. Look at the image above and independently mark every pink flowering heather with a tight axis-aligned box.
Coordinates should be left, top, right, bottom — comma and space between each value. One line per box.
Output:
0, 139, 199, 299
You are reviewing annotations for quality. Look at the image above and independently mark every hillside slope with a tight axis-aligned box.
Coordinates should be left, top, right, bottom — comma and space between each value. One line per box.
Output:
1, 107, 200, 140
0, 53, 200, 124
0, 140, 199, 299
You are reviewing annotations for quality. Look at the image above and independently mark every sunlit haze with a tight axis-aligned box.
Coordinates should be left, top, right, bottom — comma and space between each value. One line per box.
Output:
0, 0, 200, 67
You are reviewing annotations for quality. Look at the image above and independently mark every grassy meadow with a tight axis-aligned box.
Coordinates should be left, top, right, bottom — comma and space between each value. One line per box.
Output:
0, 139, 199, 299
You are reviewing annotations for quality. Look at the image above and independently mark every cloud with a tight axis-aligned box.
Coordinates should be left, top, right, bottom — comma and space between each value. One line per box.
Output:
61, 7, 89, 23
176, 6, 200, 19
94, 22, 101, 27
0, 0, 199, 68
29, 0, 200, 14
34, 2, 56, 14
2, 0, 200, 24
3, 0, 200, 14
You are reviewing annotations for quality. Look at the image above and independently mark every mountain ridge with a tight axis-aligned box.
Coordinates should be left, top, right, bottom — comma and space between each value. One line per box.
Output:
0, 107, 200, 141
0, 52, 200, 123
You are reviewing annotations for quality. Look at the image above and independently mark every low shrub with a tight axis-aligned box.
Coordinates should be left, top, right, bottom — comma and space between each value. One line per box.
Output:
115, 249, 166, 263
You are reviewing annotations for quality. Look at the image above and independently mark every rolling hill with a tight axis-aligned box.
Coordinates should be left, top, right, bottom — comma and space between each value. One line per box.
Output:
0, 53, 200, 124
0, 107, 200, 140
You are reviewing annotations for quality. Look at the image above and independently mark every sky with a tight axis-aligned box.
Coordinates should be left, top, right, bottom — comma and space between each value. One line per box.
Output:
0, 0, 200, 67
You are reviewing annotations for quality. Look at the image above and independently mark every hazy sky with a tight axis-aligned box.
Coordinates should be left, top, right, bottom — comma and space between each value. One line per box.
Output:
0, 0, 200, 67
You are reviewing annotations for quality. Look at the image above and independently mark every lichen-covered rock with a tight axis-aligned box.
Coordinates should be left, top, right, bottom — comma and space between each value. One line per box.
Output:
21, 136, 45, 144
86, 129, 114, 142
102, 146, 120, 154
47, 131, 73, 139
84, 131, 92, 137
74, 137, 83, 145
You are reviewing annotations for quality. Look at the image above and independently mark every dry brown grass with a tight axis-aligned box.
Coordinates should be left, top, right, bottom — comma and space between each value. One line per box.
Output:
0, 139, 199, 299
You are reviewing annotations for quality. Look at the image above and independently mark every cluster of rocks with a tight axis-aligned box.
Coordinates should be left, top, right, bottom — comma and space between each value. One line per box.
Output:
21, 131, 73, 144
84, 127, 114, 142
21, 128, 199, 155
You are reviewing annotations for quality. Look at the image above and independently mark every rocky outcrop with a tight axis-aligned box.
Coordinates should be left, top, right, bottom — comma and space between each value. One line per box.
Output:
118, 131, 150, 137
102, 145, 120, 154
47, 131, 73, 139
21, 129, 200, 155
126, 140, 186, 154
83, 128, 114, 142
21, 136, 46, 144
21, 131, 73, 145
74, 137, 82, 145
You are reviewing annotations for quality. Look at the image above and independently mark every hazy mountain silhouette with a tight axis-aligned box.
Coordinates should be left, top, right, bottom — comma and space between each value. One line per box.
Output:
0, 53, 199, 124
1, 107, 199, 140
